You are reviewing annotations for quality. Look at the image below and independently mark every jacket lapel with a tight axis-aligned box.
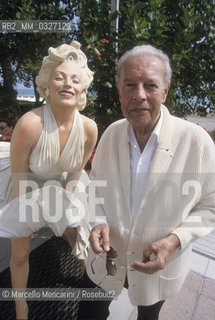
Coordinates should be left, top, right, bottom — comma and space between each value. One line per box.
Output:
119, 122, 132, 224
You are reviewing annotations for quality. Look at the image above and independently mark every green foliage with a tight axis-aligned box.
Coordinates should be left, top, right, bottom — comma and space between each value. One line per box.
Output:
0, 0, 214, 125
76, 0, 122, 137
0, 0, 77, 118
78, 0, 215, 123
117, 0, 215, 117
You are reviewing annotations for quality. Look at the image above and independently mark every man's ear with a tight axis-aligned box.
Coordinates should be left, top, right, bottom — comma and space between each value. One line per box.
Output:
117, 84, 121, 99
116, 82, 119, 93
162, 81, 171, 103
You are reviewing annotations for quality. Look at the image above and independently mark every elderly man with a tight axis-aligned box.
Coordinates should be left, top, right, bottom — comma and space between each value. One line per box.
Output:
78, 45, 215, 320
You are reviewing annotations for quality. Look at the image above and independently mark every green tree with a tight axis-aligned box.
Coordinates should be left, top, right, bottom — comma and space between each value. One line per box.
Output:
77, 0, 215, 124
76, 0, 121, 137
1, 0, 214, 124
117, 0, 215, 116
0, 0, 77, 120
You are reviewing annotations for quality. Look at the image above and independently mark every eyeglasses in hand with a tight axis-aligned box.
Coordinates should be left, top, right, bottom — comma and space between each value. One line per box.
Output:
91, 246, 117, 287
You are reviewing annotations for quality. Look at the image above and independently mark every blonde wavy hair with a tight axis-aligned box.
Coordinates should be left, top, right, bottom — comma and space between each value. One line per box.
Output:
36, 41, 94, 111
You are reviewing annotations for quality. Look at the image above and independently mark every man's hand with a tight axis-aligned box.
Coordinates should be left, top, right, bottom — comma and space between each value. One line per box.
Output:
131, 234, 180, 274
89, 224, 110, 254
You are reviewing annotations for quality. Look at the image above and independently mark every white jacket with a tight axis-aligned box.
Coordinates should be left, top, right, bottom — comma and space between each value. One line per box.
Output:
86, 105, 215, 306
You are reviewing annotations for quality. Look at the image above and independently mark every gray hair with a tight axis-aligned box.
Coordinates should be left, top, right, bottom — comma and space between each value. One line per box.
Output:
116, 44, 172, 87
36, 41, 94, 111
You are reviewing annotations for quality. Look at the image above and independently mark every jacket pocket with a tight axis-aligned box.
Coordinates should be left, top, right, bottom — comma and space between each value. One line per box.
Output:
159, 261, 190, 298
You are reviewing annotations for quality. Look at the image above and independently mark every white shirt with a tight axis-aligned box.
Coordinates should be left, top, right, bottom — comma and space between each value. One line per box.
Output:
127, 111, 163, 220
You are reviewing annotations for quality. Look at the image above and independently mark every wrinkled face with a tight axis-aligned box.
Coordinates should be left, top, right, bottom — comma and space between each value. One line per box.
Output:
48, 60, 84, 108
0, 121, 13, 136
118, 55, 169, 135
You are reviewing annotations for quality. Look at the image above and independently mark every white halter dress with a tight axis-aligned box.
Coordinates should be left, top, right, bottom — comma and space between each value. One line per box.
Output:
0, 104, 90, 259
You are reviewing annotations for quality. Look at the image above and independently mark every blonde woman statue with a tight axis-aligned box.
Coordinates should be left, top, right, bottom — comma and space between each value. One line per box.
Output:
0, 41, 97, 319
